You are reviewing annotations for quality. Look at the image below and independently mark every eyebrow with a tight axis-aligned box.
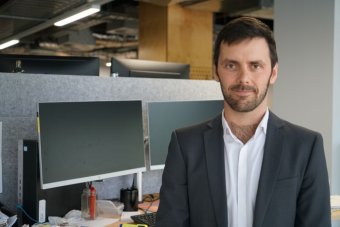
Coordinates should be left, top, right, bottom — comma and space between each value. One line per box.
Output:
221, 58, 266, 65
249, 60, 266, 65
220, 58, 238, 65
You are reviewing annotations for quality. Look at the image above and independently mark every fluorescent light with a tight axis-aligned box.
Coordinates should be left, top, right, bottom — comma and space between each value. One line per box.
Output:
0, 39, 19, 50
54, 5, 100, 27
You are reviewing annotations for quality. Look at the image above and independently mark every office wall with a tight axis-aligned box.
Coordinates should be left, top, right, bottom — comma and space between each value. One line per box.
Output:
0, 73, 223, 212
273, 0, 337, 190
333, 1, 340, 194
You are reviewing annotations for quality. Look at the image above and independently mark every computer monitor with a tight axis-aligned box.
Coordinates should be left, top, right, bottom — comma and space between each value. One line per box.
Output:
221, 0, 270, 15
110, 57, 190, 79
0, 54, 100, 76
37, 100, 145, 189
147, 99, 224, 170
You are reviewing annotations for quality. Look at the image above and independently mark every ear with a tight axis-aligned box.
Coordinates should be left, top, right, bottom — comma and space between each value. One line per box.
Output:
269, 63, 278, 84
213, 65, 220, 82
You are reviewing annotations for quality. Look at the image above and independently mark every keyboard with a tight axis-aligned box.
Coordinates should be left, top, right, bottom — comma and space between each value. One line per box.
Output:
131, 212, 157, 227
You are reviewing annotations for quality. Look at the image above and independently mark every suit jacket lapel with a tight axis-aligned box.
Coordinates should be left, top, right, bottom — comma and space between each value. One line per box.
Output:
253, 112, 285, 227
204, 115, 228, 227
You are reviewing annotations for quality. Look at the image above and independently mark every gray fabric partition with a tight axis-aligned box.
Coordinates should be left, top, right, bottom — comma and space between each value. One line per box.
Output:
0, 73, 223, 212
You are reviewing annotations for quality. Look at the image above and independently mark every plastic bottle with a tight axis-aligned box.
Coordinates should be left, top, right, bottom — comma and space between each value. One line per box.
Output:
81, 186, 90, 219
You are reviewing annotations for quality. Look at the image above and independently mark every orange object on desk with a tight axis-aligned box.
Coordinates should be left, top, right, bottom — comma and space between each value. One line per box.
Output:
89, 185, 97, 220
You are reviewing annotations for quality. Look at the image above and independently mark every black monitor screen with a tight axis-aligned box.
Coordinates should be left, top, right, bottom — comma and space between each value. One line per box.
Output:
147, 100, 224, 170
111, 57, 190, 79
38, 101, 145, 189
220, 0, 270, 15
0, 54, 99, 76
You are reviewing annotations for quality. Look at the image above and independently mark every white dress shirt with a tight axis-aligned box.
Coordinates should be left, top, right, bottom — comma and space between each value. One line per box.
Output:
222, 109, 269, 227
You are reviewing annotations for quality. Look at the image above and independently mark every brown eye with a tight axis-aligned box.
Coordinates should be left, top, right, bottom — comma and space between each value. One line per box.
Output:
226, 63, 236, 71
251, 63, 262, 71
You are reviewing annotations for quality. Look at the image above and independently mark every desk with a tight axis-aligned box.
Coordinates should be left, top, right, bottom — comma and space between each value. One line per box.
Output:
333, 210, 340, 227
106, 200, 159, 227
107, 205, 340, 227
333, 210, 340, 220
332, 195, 340, 226
106, 221, 130, 227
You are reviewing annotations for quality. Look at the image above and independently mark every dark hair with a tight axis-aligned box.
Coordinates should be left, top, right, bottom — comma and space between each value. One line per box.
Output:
213, 17, 278, 68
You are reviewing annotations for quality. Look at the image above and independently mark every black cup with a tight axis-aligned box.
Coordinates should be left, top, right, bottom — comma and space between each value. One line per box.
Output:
120, 188, 138, 211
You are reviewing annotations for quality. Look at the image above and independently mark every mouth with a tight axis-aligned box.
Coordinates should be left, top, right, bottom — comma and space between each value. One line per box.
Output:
230, 85, 256, 96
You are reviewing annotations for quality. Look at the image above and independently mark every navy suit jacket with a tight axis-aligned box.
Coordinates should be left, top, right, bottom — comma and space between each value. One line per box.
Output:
156, 112, 331, 227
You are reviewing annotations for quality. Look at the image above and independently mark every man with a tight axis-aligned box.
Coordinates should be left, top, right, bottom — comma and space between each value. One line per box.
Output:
156, 17, 331, 227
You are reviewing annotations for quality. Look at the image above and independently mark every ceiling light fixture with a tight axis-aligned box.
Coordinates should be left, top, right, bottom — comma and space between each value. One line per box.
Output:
0, 39, 19, 50
54, 5, 100, 27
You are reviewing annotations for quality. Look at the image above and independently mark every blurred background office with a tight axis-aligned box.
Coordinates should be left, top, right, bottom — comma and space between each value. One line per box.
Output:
0, 0, 339, 225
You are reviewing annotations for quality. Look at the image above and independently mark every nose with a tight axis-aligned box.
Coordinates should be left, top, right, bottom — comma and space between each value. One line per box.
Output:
237, 65, 250, 84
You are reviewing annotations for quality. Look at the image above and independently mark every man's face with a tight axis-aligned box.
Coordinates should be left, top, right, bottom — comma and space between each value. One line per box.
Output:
215, 38, 278, 112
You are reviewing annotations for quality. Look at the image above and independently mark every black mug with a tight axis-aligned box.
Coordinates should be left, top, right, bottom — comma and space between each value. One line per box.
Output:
120, 188, 138, 211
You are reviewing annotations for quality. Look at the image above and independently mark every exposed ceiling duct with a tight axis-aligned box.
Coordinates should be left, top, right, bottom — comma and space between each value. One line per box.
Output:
181, 0, 273, 19
0, 0, 273, 62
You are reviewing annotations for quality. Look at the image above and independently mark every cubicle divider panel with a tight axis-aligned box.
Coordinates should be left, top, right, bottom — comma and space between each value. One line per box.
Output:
0, 73, 223, 213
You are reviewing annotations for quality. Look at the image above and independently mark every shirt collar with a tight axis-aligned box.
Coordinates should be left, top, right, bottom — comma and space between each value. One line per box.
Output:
221, 108, 269, 141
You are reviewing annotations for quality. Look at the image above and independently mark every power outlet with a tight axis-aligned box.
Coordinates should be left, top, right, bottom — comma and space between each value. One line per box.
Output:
38, 199, 46, 223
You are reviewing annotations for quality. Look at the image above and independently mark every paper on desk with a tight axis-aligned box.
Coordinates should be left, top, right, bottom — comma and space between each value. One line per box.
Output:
0, 211, 17, 227
77, 217, 119, 227
7, 215, 17, 227
120, 211, 140, 223
48, 211, 118, 227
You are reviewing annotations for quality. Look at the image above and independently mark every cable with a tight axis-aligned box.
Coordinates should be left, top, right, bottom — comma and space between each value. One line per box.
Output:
16, 204, 40, 223
141, 194, 156, 213
144, 200, 154, 213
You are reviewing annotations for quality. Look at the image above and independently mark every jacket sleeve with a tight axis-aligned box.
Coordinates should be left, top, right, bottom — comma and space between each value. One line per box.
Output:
156, 131, 190, 227
295, 133, 331, 226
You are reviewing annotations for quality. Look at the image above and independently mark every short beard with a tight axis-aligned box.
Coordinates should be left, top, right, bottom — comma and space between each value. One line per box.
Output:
221, 76, 271, 113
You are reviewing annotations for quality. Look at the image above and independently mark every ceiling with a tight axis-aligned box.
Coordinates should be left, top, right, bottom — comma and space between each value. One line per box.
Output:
0, 0, 273, 64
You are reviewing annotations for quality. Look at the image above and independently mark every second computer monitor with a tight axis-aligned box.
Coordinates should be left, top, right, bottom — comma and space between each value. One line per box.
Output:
147, 100, 224, 170
0, 54, 100, 76
111, 57, 190, 79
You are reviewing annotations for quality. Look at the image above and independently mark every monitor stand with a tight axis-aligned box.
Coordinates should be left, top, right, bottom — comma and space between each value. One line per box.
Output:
136, 172, 143, 202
